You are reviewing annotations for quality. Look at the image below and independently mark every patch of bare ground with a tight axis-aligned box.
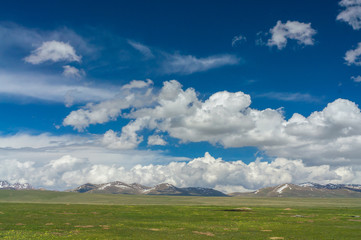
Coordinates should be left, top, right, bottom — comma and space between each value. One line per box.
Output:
269, 237, 284, 240
283, 208, 292, 211
100, 225, 110, 229
148, 228, 161, 231
0, 211, 4, 214
222, 207, 252, 212
193, 231, 215, 237
74, 225, 94, 228
261, 229, 272, 232
16, 223, 25, 226
64, 223, 71, 225
45, 223, 54, 225
349, 219, 361, 222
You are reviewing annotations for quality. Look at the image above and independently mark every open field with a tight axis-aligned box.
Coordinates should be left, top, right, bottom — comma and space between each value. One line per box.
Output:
0, 190, 361, 239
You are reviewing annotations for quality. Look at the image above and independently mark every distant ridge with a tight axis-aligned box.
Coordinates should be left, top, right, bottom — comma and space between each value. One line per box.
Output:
0, 180, 33, 190
231, 183, 361, 198
70, 181, 227, 197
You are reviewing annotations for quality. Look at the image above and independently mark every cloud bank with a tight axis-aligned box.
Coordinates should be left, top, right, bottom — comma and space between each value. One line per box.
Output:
1, 153, 360, 193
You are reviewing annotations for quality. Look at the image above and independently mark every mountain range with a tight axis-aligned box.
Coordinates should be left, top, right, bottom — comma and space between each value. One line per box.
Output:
70, 181, 227, 196
2, 180, 361, 197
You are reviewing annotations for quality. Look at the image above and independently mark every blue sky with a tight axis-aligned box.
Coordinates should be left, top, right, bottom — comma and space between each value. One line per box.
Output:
1, 0, 361, 192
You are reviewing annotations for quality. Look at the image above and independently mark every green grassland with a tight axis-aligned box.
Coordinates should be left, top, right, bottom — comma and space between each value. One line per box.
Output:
0, 190, 361, 239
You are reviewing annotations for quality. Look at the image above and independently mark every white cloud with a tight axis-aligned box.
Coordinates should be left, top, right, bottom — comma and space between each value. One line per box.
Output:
24, 40, 81, 64
161, 54, 240, 74
148, 135, 167, 146
1, 152, 360, 192
337, 0, 361, 30
62, 65, 85, 78
121, 79, 153, 90
0, 132, 188, 175
232, 34, 247, 47
345, 42, 361, 65
63, 100, 126, 131
0, 133, 82, 149
267, 20, 317, 49
127, 40, 154, 58
351, 75, 361, 82
63, 80, 155, 131
64, 80, 361, 166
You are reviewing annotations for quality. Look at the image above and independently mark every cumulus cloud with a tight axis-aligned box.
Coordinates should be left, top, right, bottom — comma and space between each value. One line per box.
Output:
267, 20, 317, 49
1, 153, 360, 192
337, 0, 361, 30
232, 34, 247, 47
345, 42, 361, 65
62, 65, 85, 78
161, 54, 240, 74
24, 40, 81, 64
127, 40, 154, 59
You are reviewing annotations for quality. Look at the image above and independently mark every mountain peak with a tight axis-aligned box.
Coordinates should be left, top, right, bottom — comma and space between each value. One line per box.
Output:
0, 180, 33, 190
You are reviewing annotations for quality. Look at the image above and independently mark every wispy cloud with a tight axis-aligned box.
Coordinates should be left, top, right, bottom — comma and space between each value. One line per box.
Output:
127, 40, 154, 59
257, 92, 321, 103
232, 34, 247, 47
0, 70, 117, 105
161, 54, 240, 74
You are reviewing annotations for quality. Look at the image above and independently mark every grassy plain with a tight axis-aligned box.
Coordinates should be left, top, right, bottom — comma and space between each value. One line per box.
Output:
0, 190, 361, 239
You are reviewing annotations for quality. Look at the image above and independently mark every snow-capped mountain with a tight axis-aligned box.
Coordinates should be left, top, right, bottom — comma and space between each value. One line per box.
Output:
298, 182, 361, 192
71, 181, 227, 196
231, 183, 361, 197
0, 180, 33, 190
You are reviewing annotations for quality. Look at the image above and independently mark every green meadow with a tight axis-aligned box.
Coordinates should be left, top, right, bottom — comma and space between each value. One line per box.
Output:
0, 190, 361, 239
